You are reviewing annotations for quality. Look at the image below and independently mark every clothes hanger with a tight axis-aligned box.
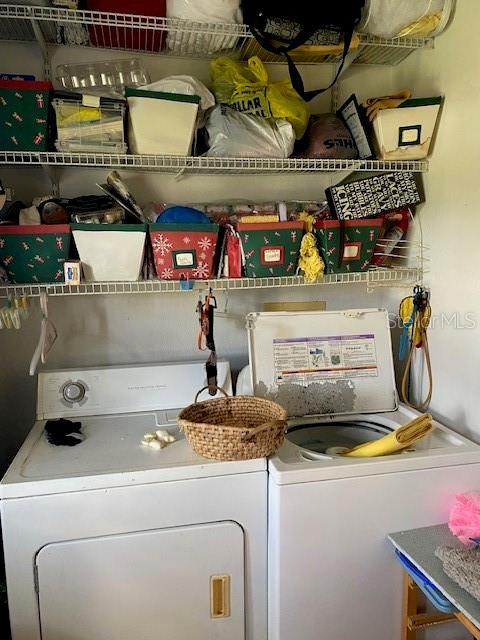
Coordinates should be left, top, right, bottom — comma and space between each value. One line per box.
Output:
29, 291, 58, 376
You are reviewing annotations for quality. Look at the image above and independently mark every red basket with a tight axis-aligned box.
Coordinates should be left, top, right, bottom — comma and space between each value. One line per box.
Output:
85, 1, 166, 52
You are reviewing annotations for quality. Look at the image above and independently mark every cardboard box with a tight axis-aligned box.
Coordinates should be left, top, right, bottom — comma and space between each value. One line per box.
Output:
0, 80, 53, 151
373, 97, 442, 160
326, 172, 424, 220
315, 219, 383, 274
0, 225, 70, 283
237, 221, 304, 278
149, 223, 219, 280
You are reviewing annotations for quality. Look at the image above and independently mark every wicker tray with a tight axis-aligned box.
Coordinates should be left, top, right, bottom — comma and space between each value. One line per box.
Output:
178, 387, 287, 461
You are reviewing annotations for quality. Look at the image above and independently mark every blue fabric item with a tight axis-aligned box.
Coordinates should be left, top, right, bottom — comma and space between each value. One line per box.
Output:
395, 550, 458, 614
156, 206, 210, 224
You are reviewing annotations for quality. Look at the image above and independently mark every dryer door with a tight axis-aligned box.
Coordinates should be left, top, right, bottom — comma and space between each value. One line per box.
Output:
35, 521, 245, 640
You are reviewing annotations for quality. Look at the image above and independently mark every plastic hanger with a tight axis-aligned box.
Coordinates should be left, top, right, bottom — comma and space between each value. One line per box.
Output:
29, 291, 58, 376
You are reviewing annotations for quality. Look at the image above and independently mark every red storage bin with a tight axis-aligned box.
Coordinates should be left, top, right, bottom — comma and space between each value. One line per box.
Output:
85, 1, 166, 52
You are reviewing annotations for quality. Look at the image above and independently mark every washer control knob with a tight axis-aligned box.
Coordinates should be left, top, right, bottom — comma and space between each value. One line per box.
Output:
62, 382, 86, 404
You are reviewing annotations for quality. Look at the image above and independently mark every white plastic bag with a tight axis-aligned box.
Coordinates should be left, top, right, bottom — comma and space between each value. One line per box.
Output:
167, 0, 241, 23
167, 0, 242, 53
358, 0, 454, 39
140, 76, 215, 127
204, 105, 295, 159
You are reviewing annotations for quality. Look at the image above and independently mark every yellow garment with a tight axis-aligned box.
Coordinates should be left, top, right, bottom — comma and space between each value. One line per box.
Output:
289, 34, 360, 60
363, 90, 412, 123
341, 413, 433, 458
56, 103, 103, 126
297, 213, 325, 283
398, 14, 442, 37
210, 56, 309, 139
399, 295, 432, 347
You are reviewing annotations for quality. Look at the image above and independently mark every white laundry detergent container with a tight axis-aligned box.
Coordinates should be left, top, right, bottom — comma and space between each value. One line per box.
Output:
72, 223, 147, 282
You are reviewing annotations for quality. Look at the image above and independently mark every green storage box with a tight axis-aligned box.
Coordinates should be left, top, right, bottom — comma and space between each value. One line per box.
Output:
315, 219, 383, 274
0, 80, 53, 151
0, 225, 71, 283
237, 221, 304, 278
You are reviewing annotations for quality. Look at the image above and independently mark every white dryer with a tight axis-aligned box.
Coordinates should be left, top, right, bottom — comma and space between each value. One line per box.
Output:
247, 308, 480, 640
1, 361, 267, 640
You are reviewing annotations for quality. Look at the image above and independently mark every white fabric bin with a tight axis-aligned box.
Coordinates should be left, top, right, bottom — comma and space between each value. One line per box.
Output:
72, 224, 147, 282
126, 88, 200, 156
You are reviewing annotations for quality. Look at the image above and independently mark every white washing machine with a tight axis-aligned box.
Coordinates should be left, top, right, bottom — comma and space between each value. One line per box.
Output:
246, 308, 480, 640
1, 360, 267, 640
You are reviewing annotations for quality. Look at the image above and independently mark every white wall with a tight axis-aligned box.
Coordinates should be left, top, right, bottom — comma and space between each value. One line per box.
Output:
389, 0, 480, 442
1, 5, 475, 470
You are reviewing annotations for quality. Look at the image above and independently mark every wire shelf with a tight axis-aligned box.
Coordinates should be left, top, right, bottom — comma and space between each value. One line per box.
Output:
0, 4, 434, 64
0, 269, 422, 299
0, 151, 428, 174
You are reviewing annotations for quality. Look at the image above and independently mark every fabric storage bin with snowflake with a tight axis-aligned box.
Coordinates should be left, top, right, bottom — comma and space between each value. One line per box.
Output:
149, 223, 219, 280
0, 225, 71, 284
314, 219, 383, 274
237, 221, 304, 278
72, 224, 147, 282
0, 80, 53, 151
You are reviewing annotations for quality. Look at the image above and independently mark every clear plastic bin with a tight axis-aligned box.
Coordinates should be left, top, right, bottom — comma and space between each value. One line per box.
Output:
56, 59, 150, 98
53, 97, 127, 153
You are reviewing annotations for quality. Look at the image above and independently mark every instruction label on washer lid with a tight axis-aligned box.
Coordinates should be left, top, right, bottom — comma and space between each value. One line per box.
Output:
273, 334, 378, 385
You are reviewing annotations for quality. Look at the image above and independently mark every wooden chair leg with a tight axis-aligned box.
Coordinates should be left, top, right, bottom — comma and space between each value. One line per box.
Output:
455, 613, 480, 640
401, 571, 478, 639
402, 572, 418, 640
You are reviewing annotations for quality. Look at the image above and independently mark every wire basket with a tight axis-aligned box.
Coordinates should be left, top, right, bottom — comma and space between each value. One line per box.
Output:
178, 387, 287, 461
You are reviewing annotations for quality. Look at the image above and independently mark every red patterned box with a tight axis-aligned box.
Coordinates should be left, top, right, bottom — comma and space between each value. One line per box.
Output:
149, 223, 219, 280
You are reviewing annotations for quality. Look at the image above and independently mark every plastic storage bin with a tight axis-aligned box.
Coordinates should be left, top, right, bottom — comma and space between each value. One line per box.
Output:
149, 223, 219, 280
72, 224, 147, 282
53, 94, 126, 153
0, 225, 71, 284
126, 89, 200, 156
372, 97, 442, 161
0, 80, 53, 151
56, 59, 150, 98
315, 219, 383, 274
237, 221, 304, 278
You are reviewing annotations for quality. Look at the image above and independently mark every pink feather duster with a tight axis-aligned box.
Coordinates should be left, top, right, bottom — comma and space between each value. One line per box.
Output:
448, 492, 480, 545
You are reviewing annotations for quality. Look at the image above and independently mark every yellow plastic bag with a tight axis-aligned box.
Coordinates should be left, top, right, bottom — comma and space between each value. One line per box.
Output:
210, 56, 309, 139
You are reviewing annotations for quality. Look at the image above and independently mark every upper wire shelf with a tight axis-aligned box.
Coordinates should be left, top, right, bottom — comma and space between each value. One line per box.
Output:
0, 151, 428, 174
0, 268, 422, 299
0, 4, 434, 65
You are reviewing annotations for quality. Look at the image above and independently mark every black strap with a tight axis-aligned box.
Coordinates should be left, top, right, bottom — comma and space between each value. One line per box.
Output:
248, 20, 355, 102
285, 24, 354, 101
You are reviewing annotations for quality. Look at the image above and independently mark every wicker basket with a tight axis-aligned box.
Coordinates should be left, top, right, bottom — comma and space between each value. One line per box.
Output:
178, 387, 288, 461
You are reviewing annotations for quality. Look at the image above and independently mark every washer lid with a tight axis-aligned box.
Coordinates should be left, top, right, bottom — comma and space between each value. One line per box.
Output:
247, 308, 398, 418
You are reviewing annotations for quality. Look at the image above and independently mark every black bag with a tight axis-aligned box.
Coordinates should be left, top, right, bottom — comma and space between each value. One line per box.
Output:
243, 1, 365, 101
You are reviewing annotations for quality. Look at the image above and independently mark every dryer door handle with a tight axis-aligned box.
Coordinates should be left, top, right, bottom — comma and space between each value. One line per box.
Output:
210, 575, 231, 618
